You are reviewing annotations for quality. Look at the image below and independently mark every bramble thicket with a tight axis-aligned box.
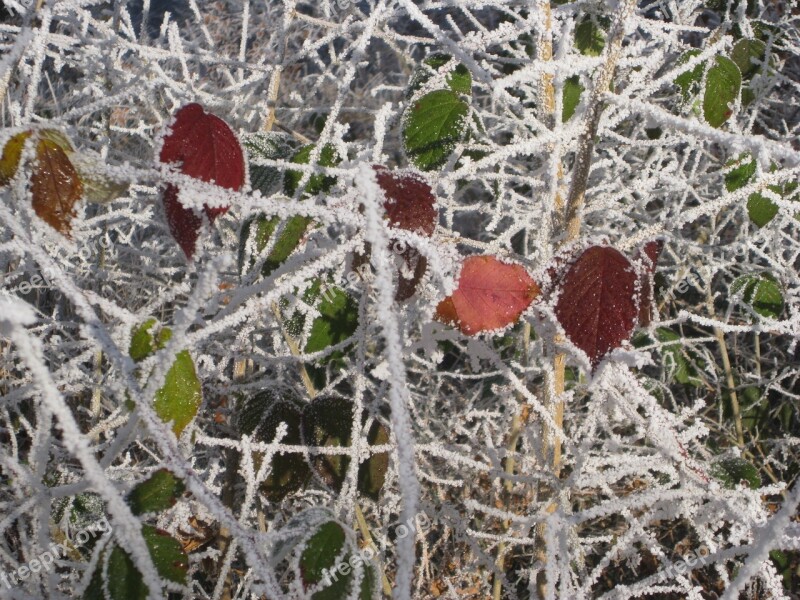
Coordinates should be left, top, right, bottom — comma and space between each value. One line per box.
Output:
0, 1, 799, 599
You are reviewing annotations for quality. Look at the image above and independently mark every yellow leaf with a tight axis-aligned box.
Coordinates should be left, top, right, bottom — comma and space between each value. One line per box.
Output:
0, 130, 32, 186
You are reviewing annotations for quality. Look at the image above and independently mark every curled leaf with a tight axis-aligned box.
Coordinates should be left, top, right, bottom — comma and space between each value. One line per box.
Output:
158, 103, 245, 257
635, 239, 663, 327
71, 152, 129, 203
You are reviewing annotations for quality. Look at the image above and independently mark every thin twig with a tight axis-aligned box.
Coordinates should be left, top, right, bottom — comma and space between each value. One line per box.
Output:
563, 0, 638, 241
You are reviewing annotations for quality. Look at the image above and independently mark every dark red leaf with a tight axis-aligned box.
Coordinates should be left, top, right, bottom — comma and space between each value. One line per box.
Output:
353, 166, 438, 301
636, 239, 663, 327
395, 250, 427, 302
436, 255, 540, 335
554, 245, 638, 368
163, 185, 202, 259
159, 103, 245, 257
373, 165, 437, 235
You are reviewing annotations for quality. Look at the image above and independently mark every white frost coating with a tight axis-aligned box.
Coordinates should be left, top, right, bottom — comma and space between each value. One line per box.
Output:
0, 320, 164, 600
0, 295, 37, 326
720, 479, 800, 600
0, 0, 798, 597
356, 162, 420, 600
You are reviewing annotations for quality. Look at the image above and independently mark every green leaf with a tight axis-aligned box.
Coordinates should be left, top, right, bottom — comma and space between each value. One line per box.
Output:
237, 390, 310, 500
284, 143, 341, 197
710, 456, 761, 489
265, 215, 313, 274
142, 526, 188, 584
129, 319, 200, 435
359, 562, 379, 600
83, 526, 188, 600
301, 396, 388, 498
303, 282, 360, 354
129, 318, 171, 363
154, 350, 202, 436
655, 328, 702, 387
633, 328, 703, 387
562, 75, 583, 122
675, 50, 703, 101
301, 521, 347, 587
724, 154, 792, 227
729, 38, 766, 79
703, 55, 741, 128
244, 132, 297, 198
730, 275, 784, 319
407, 54, 472, 97
402, 89, 469, 172
574, 18, 605, 56
127, 469, 185, 515
239, 213, 313, 278
297, 519, 378, 600
724, 154, 757, 192
747, 193, 780, 227
238, 213, 278, 275
358, 421, 389, 501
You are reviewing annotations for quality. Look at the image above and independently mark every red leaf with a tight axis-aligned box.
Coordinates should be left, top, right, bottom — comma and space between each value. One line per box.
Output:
358, 165, 438, 301
373, 165, 437, 235
635, 240, 663, 327
163, 185, 202, 259
395, 250, 427, 302
554, 246, 638, 368
159, 103, 245, 257
435, 255, 540, 335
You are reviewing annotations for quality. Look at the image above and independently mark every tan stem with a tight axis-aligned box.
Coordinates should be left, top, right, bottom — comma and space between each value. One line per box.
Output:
355, 504, 394, 597
715, 325, 744, 447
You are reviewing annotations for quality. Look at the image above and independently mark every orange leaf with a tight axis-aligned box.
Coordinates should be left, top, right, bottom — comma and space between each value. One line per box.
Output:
30, 139, 83, 236
435, 255, 540, 335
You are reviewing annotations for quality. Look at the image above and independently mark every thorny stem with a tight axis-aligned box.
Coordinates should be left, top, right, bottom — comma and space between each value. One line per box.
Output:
271, 302, 318, 399
533, 1, 638, 598
216, 353, 249, 600
563, 0, 638, 241
494, 3, 565, 598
